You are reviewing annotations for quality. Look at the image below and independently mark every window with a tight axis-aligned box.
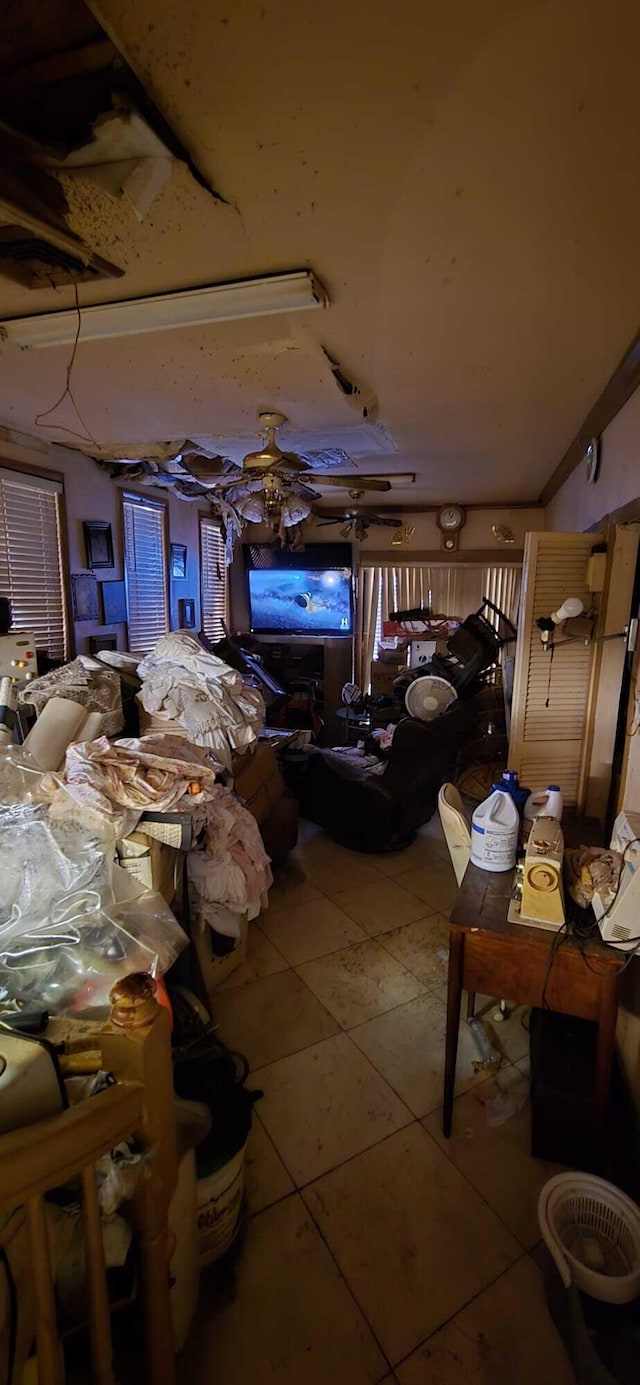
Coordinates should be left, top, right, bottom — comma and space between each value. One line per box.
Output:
356, 560, 522, 690
200, 517, 228, 641
122, 493, 169, 654
0, 466, 69, 659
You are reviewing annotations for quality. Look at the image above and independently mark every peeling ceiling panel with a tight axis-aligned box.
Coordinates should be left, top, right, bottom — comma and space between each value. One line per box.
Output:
0, 0, 639, 502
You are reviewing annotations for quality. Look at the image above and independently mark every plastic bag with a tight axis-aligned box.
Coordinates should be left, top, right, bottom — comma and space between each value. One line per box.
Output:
0, 800, 187, 1015
0, 744, 47, 806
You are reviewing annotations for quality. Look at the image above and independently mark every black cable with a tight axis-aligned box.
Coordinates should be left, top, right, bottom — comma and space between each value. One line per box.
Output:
540, 920, 571, 1008
34, 281, 98, 447
0, 1246, 17, 1384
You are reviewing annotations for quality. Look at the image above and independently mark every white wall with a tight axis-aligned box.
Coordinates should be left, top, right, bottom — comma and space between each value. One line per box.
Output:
0, 436, 202, 655
545, 386, 640, 531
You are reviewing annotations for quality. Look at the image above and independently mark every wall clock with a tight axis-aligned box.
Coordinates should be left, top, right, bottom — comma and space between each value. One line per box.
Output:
437, 504, 466, 551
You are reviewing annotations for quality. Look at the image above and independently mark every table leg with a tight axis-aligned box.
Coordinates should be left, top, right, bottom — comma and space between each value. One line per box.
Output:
593, 974, 618, 1168
466, 991, 476, 1021
443, 928, 464, 1138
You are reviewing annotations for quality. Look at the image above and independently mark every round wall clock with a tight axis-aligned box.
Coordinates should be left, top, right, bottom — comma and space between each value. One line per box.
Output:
437, 504, 466, 551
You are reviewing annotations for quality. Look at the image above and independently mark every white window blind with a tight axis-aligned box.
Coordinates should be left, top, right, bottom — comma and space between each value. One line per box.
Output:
200, 517, 228, 640
0, 466, 68, 660
123, 493, 169, 654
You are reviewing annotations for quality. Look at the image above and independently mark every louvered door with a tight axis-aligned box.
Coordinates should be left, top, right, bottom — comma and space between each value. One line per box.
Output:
509, 531, 602, 808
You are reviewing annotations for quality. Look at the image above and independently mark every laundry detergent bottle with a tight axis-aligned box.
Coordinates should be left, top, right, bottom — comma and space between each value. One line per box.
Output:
498, 770, 530, 815
523, 785, 563, 824
471, 787, 519, 873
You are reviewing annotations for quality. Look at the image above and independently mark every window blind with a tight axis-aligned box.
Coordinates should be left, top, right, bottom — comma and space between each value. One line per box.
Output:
356, 560, 522, 689
0, 466, 68, 660
123, 493, 169, 654
200, 517, 228, 640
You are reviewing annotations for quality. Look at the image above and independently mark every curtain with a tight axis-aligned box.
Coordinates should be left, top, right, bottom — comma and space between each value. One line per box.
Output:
356, 561, 522, 688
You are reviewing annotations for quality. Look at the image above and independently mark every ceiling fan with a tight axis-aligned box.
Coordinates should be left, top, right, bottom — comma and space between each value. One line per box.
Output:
182, 411, 414, 502
314, 502, 400, 541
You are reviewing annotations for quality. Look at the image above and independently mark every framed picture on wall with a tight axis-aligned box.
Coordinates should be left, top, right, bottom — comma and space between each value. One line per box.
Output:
84, 521, 114, 570
101, 580, 127, 624
71, 573, 100, 621
171, 543, 187, 579
179, 598, 196, 629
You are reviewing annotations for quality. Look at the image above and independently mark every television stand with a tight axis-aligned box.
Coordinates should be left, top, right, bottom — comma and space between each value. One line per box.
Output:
248, 636, 353, 743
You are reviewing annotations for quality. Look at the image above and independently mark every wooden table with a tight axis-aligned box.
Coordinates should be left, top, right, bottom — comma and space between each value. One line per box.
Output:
444, 858, 625, 1164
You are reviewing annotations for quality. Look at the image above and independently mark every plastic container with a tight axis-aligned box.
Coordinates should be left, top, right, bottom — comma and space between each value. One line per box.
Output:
169, 1149, 200, 1351
538, 1172, 640, 1304
196, 1139, 248, 1265
470, 787, 519, 872
524, 785, 563, 822
498, 770, 530, 814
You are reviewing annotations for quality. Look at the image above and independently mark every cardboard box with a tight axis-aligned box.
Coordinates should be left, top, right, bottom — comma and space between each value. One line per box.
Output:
370, 660, 404, 699
232, 743, 286, 826
191, 912, 248, 1002
117, 832, 181, 906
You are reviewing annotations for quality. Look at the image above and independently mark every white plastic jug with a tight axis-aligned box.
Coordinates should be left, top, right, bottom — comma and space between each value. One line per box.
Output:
524, 785, 563, 823
471, 788, 519, 872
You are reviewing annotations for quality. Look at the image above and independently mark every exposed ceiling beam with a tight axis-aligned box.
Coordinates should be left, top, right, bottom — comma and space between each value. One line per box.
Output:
539, 328, 640, 506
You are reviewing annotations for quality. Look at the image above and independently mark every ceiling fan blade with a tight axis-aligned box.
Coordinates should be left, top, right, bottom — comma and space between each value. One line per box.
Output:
279, 451, 309, 472
293, 482, 321, 501
312, 475, 391, 491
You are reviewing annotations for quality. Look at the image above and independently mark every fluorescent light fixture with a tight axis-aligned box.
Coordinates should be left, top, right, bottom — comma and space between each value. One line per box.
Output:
0, 270, 328, 349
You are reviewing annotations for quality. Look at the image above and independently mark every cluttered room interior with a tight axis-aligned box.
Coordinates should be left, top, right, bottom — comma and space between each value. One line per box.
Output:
2, 2, 640, 1382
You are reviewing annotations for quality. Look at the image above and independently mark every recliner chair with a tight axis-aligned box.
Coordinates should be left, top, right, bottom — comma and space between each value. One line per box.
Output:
292, 697, 479, 853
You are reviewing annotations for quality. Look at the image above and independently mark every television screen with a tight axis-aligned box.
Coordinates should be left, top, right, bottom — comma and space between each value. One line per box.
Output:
248, 568, 353, 635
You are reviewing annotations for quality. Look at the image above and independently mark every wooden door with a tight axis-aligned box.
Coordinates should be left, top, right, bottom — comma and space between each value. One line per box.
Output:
509, 531, 603, 808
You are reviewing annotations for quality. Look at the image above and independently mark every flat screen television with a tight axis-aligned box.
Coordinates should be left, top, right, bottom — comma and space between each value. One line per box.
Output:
248, 567, 353, 635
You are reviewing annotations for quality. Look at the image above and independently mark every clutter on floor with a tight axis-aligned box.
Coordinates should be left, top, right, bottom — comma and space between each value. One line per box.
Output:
137, 632, 265, 769
0, 630, 289, 1377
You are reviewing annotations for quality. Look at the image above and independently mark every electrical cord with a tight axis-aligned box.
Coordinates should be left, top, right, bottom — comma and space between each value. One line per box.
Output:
0, 1246, 17, 1384
34, 281, 98, 447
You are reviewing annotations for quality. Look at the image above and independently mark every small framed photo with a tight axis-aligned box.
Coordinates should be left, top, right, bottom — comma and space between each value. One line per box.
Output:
84, 521, 114, 570
71, 573, 100, 622
179, 598, 196, 629
101, 579, 127, 625
171, 544, 187, 579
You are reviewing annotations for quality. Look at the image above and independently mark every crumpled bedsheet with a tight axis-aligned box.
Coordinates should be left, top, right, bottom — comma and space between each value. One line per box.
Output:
41, 728, 272, 943
136, 633, 264, 770
18, 657, 124, 737
43, 733, 222, 839
189, 785, 273, 936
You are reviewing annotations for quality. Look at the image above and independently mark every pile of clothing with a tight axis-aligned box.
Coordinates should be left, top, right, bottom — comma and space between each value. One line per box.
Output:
47, 732, 272, 942
44, 733, 221, 839
137, 633, 264, 770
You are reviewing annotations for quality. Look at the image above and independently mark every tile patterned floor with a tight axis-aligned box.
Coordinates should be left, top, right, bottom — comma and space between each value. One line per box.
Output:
185, 819, 574, 1383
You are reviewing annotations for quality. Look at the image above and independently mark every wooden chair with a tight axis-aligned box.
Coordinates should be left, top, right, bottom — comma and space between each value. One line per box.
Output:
0, 975, 178, 1385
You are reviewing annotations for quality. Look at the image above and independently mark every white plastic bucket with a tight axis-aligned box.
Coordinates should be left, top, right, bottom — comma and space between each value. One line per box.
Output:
196, 1140, 247, 1265
169, 1149, 200, 1351
471, 788, 519, 872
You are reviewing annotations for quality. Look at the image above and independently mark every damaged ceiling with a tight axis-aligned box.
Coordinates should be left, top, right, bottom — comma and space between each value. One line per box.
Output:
0, 0, 639, 505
